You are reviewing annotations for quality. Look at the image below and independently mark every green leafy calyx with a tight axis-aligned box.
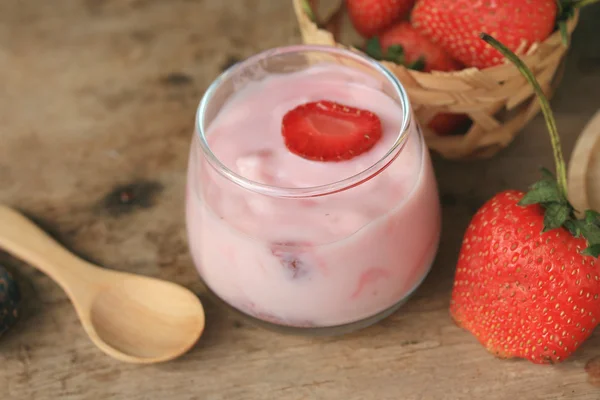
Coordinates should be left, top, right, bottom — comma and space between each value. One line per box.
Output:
481, 33, 600, 258
518, 169, 600, 257
364, 38, 426, 71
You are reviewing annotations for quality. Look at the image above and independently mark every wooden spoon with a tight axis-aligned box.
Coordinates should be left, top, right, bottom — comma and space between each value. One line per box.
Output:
568, 110, 600, 217
0, 205, 205, 364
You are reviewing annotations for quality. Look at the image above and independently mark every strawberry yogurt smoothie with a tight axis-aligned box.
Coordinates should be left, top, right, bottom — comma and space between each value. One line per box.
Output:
186, 46, 441, 333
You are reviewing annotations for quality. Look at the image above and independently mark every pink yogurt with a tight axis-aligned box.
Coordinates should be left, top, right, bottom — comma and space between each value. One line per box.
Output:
186, 56, 441, 330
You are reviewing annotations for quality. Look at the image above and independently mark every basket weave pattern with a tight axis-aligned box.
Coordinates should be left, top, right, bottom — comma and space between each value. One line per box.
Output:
292, 0, 579, 160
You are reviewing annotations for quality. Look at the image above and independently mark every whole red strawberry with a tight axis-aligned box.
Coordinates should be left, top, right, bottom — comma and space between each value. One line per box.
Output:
377, 22, 462, 72
411, 0, 558, 69
346, 0, 416, 38
426, 112, 469, 136
450, 34, 600, 364
451, 190, 600, 363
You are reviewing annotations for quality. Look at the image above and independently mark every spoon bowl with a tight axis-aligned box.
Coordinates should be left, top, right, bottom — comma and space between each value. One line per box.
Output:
87, 275, 205, 363
0, 205, 205, 364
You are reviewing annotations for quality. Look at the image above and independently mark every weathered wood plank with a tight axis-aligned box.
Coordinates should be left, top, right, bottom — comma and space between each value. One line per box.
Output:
1, 1, 600, 399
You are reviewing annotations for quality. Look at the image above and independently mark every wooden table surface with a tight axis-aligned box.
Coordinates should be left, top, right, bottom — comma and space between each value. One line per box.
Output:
1, 1, 600, 399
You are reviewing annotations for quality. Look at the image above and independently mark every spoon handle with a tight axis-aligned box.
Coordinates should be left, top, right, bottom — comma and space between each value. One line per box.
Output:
0, 205, 97, 293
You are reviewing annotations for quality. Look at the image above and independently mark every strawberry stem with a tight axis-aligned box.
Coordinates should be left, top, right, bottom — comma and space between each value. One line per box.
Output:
480, 34, 568, 199
481, 33, 600, 258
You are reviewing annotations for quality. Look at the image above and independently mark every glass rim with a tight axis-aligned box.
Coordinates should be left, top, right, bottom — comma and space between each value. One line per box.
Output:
195, 44, 413, 199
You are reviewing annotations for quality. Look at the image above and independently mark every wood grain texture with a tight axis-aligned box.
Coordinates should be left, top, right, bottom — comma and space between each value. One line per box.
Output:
1, 0, 600, 399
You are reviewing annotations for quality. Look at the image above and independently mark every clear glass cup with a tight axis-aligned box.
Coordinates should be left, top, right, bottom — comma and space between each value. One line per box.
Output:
185, 45, 441, 335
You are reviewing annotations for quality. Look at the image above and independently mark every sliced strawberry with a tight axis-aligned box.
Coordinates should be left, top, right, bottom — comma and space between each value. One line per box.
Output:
281, 101, 382, 162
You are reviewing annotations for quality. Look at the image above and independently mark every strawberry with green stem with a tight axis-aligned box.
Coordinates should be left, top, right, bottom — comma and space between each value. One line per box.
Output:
450, 33, 600, 364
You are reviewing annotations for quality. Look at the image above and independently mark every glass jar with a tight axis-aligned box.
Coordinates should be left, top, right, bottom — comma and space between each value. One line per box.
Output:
185, 45, 441, 335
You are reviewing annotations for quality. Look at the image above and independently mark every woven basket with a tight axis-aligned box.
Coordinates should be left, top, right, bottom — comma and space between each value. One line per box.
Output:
292, 0, 579, 160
